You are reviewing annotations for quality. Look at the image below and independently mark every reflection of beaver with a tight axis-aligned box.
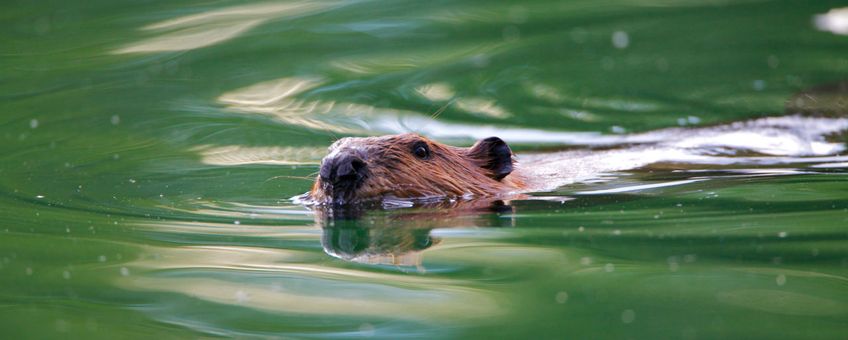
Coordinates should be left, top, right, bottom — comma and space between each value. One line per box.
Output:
308, 133, 526, 205
317, 198, 515, 266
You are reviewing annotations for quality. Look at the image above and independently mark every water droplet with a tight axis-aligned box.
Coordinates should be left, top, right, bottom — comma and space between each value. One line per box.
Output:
621, 309, 636, 323
778, 231, 787, 238
234, 220, 241, 225
30, 119, 39, 129
612, 31, 630, 49
578, 226, 585, 232
120, 267, 130, 276
62, 270, 71, 279
110, 115, 121, 125
776, 274, 786, 286
98, 255, 106, 262
604, 263, 615, 272
613, 229, 621, 236
555, 291, 569, 304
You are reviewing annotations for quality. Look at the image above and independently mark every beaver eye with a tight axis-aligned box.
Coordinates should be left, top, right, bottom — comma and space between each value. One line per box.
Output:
412, 142, 430, 160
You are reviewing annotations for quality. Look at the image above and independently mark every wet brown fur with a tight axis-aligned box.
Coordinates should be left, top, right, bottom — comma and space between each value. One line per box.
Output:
308, 133, 525, 203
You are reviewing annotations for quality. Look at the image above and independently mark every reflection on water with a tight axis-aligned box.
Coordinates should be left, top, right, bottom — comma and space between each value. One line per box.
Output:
3, 0, 848, 338
815, 7, 848, 36
315, 199, 515, 265
115, 1, 339, 53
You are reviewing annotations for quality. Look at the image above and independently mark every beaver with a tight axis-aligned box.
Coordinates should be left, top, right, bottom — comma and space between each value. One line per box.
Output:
303, 113, 848, 206
307, 133, 526, 205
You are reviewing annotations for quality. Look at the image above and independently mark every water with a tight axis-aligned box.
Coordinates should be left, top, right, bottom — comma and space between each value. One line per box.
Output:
2, 0, 848, 338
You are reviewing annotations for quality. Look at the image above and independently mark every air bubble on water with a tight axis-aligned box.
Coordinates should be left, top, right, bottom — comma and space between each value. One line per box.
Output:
613, 229, 621, 235
612, 31, 630, 49
555, 291, 569, 304
811, 248, 819, 256
621, 309, 636, 324
683, 254, 697, 263
25, 267, 32, 275
66, 227, 70, 233
677, 118, 687, 126
128, 179, 136, 184
578, 226, 585, 232
270, 283, 282, 292
580, 257, 592, 265
30, 119, 39, 129
235, 290, 249, 303
687, 116, 700, 124
120, 267, 130, 276
98, 255, 106, 262
604, 263, 615, 272
110, 115, 121, 125
753, 80, 766, 91
234, 220, 241, 225
778, 231, 787, 238
36, 195, 44, 199
62, 270, 71, 279
669, 262, 679, 272
611, 125, 626, 134
776, 274, 786, 286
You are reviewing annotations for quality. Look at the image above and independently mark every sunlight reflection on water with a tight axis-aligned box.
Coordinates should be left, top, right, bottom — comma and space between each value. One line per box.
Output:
115, 1, 339, 53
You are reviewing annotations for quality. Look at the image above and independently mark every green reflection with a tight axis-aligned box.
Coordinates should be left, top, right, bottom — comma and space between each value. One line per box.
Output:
1, 0, 848, 338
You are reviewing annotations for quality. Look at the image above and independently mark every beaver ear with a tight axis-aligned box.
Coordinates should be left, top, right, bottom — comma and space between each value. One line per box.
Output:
468, 137, 514, 181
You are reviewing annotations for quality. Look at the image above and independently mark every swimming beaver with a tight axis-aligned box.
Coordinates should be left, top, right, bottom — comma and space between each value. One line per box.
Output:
304, 113, 848, 206
308, 133, 526, 205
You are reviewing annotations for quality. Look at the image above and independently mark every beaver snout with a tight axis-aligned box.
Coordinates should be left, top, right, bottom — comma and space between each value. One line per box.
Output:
319, 150, 368, 204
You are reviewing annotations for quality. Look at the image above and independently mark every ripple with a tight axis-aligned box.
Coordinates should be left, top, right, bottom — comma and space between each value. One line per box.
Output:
114, 1, 339, 54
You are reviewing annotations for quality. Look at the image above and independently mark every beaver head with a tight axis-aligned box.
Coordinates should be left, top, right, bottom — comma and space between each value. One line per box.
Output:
308, 133, 522, 205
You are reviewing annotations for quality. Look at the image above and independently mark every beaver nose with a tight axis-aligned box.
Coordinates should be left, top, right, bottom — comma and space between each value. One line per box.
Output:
320, 153, 367, 184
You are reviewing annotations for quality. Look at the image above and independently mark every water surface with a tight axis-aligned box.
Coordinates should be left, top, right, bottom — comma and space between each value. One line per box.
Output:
2, 0, 848, 338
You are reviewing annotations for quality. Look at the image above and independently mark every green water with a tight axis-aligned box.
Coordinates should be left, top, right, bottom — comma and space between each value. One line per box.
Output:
2, 0, 848, 338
